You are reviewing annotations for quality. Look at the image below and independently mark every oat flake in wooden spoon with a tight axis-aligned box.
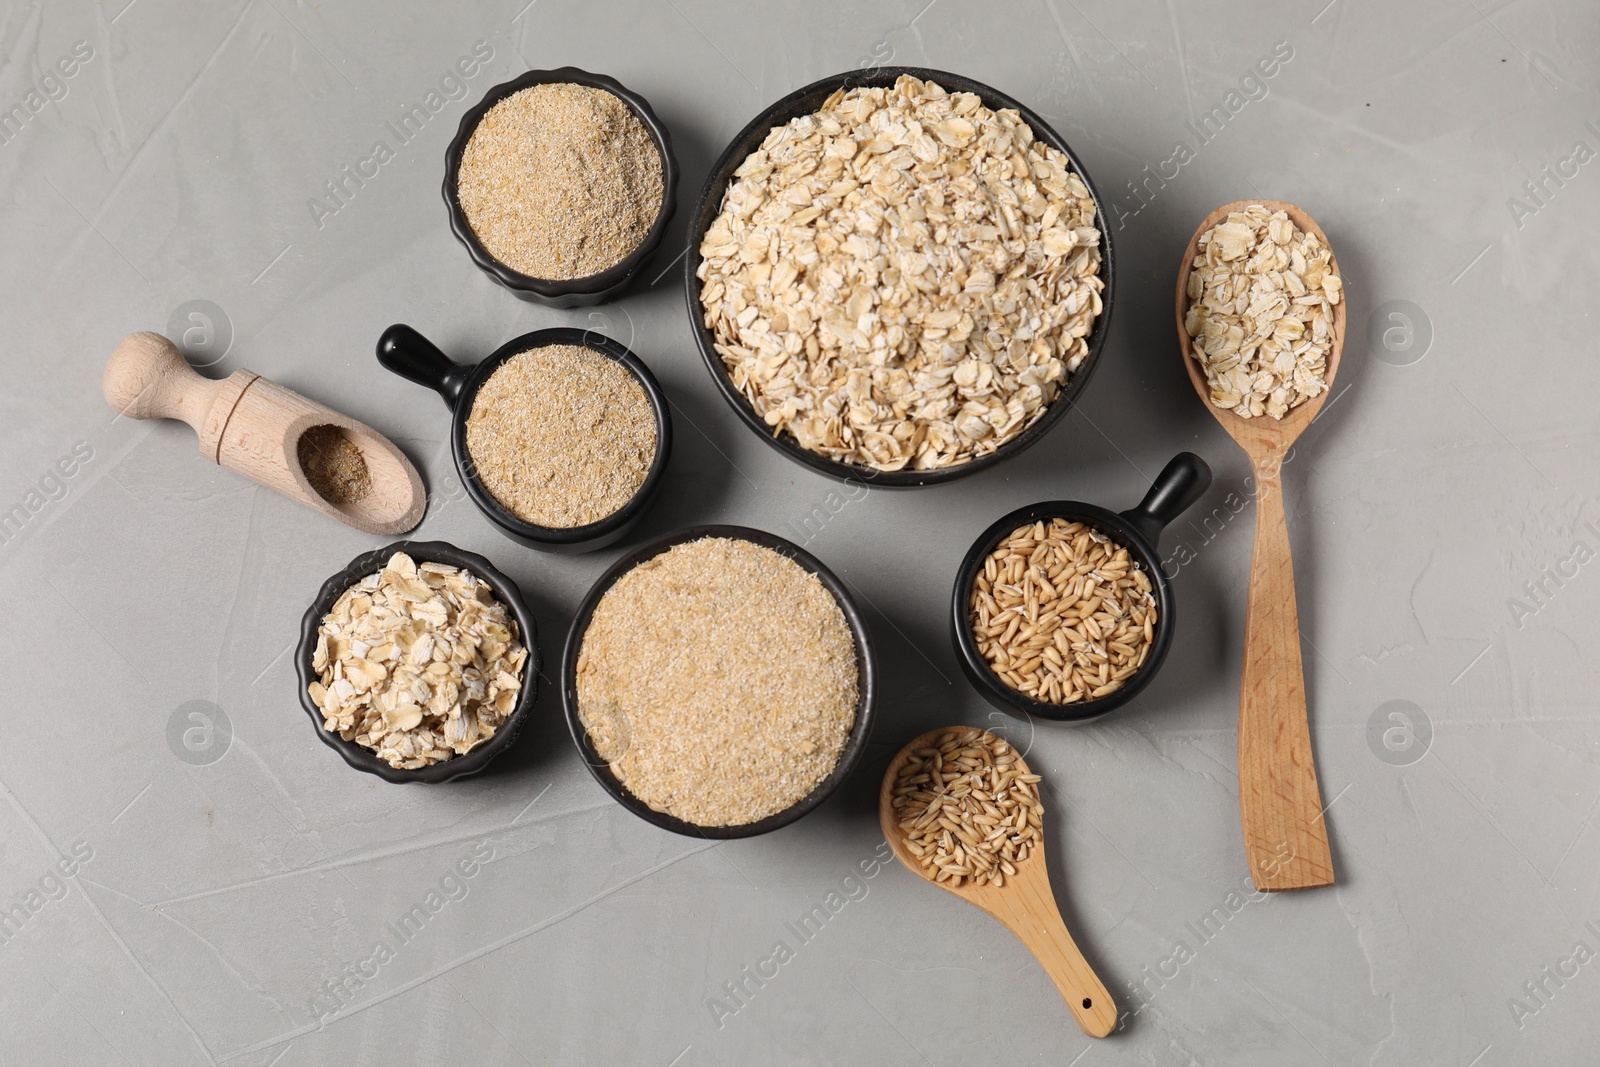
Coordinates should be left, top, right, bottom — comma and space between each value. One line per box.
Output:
879, 726, 1116, 1038
1175, 200, 1345, 891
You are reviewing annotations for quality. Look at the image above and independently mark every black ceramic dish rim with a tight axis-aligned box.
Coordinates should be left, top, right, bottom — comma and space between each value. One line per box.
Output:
295, 539, 541, 783
442, 66, 680, 304
447, 327, 674, 548
683, 65, 1118, 488
951, 502, 1173, 724
561, 524, 879, 838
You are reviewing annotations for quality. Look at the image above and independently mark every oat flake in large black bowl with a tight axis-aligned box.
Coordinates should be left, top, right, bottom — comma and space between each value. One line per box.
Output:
687, 67, 1115, 486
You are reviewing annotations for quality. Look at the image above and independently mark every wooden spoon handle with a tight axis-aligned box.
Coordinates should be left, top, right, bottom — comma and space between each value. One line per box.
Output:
989, 887, 1117, 1037
1238, 456, 1334, 890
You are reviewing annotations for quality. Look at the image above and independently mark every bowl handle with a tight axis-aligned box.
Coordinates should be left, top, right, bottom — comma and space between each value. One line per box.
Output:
1120, 452, 1212, 546
377, 324, 470, 411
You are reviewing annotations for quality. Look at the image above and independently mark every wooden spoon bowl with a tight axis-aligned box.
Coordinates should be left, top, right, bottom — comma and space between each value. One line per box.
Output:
879, 727, 1117, 1038
1174, 200, 1344, 891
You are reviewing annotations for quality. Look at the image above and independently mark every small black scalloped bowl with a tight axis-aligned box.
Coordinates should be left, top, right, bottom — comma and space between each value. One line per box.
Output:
952, 453, 1212, 724
377, 323, 673, 554
562, 525, 878, 838
444, 66, 678, 307
685, 65, 1117, 487
296, 540, 540, 784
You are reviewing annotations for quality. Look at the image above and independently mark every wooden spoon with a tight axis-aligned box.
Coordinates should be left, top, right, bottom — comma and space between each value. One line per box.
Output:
104, 331, 426, 536
1174, 200, 1345, 891
879, 727, 1117, 1038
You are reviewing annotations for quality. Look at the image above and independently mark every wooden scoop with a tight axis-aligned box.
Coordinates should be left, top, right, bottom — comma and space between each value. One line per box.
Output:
1174, 201, 1345, 891
104, 331, 425, 535
879, 727, 1117, 1038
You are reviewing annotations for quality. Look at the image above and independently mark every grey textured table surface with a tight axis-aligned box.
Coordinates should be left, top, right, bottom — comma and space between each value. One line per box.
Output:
3, 0, 1598, 1064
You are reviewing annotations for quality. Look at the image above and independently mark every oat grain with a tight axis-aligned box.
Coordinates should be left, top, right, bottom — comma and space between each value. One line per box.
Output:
970, 519, 1156, 705
891, 727, 1043, 888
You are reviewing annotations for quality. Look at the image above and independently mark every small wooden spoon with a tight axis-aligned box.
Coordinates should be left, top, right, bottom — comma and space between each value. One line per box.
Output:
1174, 201, 1344, 891
879, 727, 1117, 1038
104, 331, 426, 535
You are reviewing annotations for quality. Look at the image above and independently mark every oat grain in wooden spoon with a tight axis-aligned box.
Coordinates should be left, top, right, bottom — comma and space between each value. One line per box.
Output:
1175, 200, 1345, 891
879, 727, 1116, 1038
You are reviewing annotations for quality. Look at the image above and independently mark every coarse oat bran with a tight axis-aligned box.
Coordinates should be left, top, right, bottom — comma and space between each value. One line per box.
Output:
575, 537, 859, 827
696, 74, 1103, 471
297, 424, 372, 505
465, 344, 656, 529
457, 82, 664, 280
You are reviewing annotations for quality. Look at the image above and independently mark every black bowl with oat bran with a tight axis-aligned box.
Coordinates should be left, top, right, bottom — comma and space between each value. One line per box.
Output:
562, 525, 878, 838
376, 324, 673, 554
686, 66, 1116, 487
445, 66, 679, 307
296, 540, 540, 784
951, 453, 1210, 723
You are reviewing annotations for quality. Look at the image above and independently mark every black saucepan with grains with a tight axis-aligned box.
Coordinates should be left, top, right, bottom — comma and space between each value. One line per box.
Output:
951, 453, 1212, 722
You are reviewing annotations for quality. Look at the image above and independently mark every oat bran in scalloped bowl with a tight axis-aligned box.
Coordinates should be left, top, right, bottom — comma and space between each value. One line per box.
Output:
570, 532, 870, 832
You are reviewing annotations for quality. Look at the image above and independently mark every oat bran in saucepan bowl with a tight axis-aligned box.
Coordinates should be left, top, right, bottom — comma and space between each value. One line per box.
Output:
464, 344, 657, 529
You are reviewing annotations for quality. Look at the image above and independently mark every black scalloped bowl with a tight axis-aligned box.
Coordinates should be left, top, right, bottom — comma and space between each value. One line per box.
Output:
296, 540, 541, 783
684, 66, 1117, 487
562, 525, 878, 838
444, 66, 679, 307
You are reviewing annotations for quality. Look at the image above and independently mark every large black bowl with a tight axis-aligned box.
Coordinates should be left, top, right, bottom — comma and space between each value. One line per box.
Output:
684, 66, 1116, 487
951, 453, 1211, 723
296, 540, 540, 783
562, 525, 878, 838
444, 66, 679, 307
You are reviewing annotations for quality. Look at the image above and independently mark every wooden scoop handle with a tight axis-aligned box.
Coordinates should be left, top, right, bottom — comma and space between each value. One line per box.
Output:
986, 885, 1118, 1037
105, 331, 222, 424
1238, 454, 1334, 890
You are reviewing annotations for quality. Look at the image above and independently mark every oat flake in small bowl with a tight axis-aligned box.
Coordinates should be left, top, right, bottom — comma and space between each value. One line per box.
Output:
304, 548, 530, 776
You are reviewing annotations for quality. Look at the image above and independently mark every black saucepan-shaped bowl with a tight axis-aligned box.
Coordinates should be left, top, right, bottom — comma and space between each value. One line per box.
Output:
377, 323, 673, 554
562, 524, 878, 838
684, 66, 1116, 487
296, 539, 540, 783
952, 453, 1212, 723
444, 66, 679, 307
